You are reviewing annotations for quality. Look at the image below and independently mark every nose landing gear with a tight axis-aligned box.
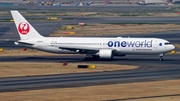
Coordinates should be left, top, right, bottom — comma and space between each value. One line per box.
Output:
159, 53, 164, 61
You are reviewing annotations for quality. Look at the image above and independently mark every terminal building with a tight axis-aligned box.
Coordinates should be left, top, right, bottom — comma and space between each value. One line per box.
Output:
0, 0, 179, 6
173, 0, 180, 4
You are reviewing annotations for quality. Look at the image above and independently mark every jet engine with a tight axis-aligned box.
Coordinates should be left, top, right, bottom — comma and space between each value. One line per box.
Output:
98, 49, 114, 59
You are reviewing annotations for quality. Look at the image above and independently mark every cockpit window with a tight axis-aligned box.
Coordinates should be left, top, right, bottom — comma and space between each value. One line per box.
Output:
164, 42, 171, 45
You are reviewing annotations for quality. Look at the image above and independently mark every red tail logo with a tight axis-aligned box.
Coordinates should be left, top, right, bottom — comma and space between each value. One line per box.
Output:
18, 22, 30, 35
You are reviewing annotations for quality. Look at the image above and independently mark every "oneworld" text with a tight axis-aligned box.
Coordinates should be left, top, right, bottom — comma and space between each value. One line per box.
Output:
108, 40, 153, 48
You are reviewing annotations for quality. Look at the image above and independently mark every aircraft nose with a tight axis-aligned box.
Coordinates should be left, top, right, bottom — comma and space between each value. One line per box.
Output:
166, 44, 175, 51
171, 44, 175, 50
169, 45, 176, 54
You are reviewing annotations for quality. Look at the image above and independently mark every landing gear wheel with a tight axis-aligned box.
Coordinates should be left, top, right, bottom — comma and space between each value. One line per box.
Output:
84, 54, 91, 60
159, 58, 163, 61
159, 53, 164, 61
84, 55, 100, 61
92, 55, 100, 60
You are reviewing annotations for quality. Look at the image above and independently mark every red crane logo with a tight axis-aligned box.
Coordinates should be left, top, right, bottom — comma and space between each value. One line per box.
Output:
18, 22, 30, 35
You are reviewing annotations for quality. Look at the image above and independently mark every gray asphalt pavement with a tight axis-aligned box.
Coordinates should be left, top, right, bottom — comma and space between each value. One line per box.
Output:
0, 52, 179, 92
2, 16, 180, 24
0, 54, 178, 67
0, 63, 180, 92
0, 6, 170, 13
0, 7, 180, 92
70, 16, 180, 24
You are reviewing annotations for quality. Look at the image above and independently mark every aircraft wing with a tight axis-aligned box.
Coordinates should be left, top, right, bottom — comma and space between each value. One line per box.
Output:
59, 46, 113, 54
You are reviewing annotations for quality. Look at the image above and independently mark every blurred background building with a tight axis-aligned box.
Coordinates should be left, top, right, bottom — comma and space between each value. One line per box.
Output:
0, 0, 179, 6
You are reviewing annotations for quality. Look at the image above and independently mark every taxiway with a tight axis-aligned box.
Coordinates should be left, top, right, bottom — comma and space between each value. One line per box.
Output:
0, 63, 179, 92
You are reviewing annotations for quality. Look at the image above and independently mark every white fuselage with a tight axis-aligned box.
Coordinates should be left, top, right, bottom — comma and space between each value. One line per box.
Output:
16, 37, 175, 55
11, 10, 175, 60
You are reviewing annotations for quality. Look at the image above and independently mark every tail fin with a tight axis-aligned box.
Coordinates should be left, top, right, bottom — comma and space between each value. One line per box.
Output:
10, 10, 44, 40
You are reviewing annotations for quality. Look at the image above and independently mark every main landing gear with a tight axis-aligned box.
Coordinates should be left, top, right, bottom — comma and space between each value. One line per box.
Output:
84, 55, 100, 60
159, 53, 164, 61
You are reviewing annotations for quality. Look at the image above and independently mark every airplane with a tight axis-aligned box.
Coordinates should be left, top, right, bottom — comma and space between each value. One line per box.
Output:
10, 10, 175, 61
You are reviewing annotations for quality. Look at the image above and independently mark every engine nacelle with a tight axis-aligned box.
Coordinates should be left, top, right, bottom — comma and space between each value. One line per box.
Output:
99, 49, 114, 59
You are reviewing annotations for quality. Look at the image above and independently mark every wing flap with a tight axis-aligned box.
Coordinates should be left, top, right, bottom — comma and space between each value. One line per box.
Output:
59, 46, 99, 54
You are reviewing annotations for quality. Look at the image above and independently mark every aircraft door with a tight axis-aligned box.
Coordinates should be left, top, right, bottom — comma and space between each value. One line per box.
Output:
153, 41, 158, 49
35, 41, 46, 48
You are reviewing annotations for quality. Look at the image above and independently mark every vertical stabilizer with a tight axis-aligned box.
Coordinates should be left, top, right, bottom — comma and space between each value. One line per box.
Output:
11, 10, 43, 40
